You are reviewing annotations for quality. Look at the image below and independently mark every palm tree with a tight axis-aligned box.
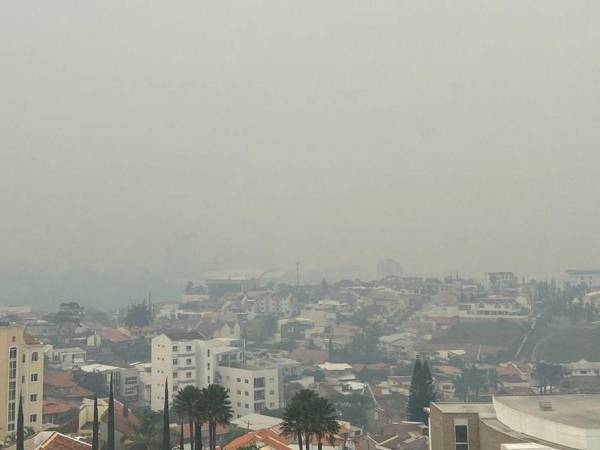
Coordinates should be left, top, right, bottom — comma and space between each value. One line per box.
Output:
203, 385, 233, 450
281, 389, 322, 450
281, 401, 304, 450
174, 386, 202, 450
194, 390, 207, 450
310, 398, 340, 450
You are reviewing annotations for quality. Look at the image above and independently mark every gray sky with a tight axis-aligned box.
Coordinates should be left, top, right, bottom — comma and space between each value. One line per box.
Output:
2, 0, 600, 281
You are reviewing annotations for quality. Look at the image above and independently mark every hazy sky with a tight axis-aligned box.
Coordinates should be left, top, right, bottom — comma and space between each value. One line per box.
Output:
2, 1, 600, 281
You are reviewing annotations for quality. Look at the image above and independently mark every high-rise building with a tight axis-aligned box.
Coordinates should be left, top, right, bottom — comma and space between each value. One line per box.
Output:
0, 324, 45, 441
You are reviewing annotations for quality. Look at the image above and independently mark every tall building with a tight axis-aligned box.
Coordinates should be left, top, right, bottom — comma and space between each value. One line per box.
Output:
0, 324, 45, 441
150, 333, 281, 417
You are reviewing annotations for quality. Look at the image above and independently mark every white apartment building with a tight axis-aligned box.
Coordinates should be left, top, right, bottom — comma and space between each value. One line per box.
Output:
0, 324, 45, 441
217, 362, 281, 418
150, 332, 282, 417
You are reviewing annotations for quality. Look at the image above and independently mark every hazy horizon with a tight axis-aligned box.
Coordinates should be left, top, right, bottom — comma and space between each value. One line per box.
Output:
2, 0, 600, 302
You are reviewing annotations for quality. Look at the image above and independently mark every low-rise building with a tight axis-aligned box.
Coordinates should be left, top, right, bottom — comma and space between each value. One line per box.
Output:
430, 394, 600, 450
47, 346, 86, 370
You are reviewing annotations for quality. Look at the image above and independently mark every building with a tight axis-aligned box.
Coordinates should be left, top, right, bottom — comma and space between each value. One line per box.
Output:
5, 431, 92, 450
565, 270, 600, 289
47, 346, 86, 370
217, 361, 281, 417
429, 394, 600, 450
150, 333, 283, 417
486, 273, 517, 290
79, 397, 140, 450
564, 359, 600, 377
377, 259, 402, 280
0, 324, 45, 441
78, 363, 139, 401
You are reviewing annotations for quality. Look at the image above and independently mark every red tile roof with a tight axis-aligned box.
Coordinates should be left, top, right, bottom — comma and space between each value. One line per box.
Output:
38, 432, 91, 450
100, 401, 141, 435
43, 400, 74, 415
224, 429, 290, 450
97, 327, 131, 343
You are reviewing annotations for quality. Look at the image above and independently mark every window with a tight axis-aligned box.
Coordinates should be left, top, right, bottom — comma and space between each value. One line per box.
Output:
255, 390, 265, 401
173, 359, 178, 365
29, 414, 37, 423
31, 352, 38, 362
172, 346, 179, 352
31, 373, 38, 382
237, 390, 241, 395
237, 402, 241, 407
173, 372, 178, 379
254, 402, 265, 413
207, 349, 210, 357
254, 377, 265, 388
454, 418, 469, 450
186, 372, 192, 379
22, 354, 26, 363
186, 345, 192, 352
244, 404, 249, 409
244, 379, 249, 384
207, 376, 210, 384
207, 363, 211, 370
9, 347, 17, 359
186, 358, 192, 365
236, 378, 241, 383
8, 424, 15, 432
269, 390, 275, 395
30, 394, 37, 402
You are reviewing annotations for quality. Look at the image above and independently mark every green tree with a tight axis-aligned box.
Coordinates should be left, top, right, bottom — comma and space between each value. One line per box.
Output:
406, 357, 423, 421
122, 411, 170, 450
163, 382, 171, 450
92, 394, 99, 450
203, 385, 233, 450
453, 366, 485, 402
108, 374, 115, 450
281, 400, 304, 450
123, 302, 154, 327
16, 394, 24, 450
310, 397, 340, 450
174, 386, 202, 450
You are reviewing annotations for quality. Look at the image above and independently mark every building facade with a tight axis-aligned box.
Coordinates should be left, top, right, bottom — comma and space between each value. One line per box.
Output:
0, 324, 45, 441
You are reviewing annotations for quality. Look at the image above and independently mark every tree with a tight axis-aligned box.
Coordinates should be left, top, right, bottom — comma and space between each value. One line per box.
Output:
123, 302, 154, 328
244, 315, 277, 344
406, 357, 423, 421
16, 394, 24, 450
534, 362, 565, 394
282, 390, 340, 450
163, 382, 171, 450
334, 392, 371, 429
203, 385, 233, 450
310, 398, 340, 450
453, 366, 485, 402
174, 386, 201, 450
92, 394, 99, 450
108, 373, 115, 450
122, 412, 166, 450
74, 370, 109, 397
421, 360, 436, 409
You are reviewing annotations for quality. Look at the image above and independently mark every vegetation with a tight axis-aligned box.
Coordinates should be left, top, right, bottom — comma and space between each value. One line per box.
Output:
535, 326, 600, 363
123, 301, 154, 327
92, 394, 99, 450
108, 374, 115, 450
433, 321, 526, 349
406, 358, 435, 423
16, 395, 24, 450
244, 315, 278, 344
173, 384, 233, 450
453, 366, 487, 402
533, 362, 565, 394
281, 389, 340, 450
332, 392, 372, 429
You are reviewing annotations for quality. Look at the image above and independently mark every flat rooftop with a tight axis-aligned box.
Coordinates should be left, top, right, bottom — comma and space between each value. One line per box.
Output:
495, 394, 600, 429
431, 402, 495, 415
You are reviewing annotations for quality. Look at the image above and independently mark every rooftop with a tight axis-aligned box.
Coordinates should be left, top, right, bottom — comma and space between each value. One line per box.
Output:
495, 394, 600, 429
431, 402, 495, 415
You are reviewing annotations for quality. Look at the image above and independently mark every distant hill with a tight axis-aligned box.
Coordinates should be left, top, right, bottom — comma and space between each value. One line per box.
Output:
0, 269, 180, 311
